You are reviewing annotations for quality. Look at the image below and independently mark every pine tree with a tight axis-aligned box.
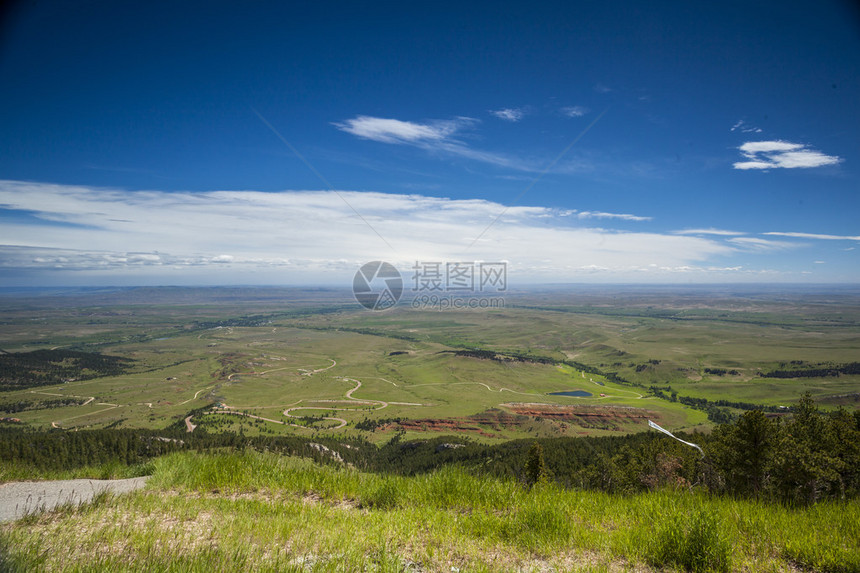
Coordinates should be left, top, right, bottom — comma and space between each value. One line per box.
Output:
772, 393, 840, 503
524, 442, 551, 486
724, 409, 776, 495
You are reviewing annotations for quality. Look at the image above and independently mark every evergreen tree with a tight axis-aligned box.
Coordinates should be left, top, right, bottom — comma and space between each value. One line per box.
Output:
716, 409, 776, 495
524, 441, 551, 486
772, 393, 841, 504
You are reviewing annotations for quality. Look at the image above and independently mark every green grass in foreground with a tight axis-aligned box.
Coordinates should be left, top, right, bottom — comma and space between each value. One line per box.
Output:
0, 459, 155, 483
2, 450, 859, 572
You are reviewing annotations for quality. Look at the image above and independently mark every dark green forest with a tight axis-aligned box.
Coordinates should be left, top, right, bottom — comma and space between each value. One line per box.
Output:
0, 397, 87, 414
0, 349, 134, 390
761, 362, 860, 378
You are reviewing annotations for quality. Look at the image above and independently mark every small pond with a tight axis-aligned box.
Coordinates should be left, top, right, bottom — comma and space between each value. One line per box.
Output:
548, 390, 592, 397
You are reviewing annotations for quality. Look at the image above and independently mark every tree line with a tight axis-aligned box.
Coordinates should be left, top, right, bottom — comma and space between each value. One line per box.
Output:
3, 394, 857, 505
648, 386, 789, 424
761, 362, 860, 378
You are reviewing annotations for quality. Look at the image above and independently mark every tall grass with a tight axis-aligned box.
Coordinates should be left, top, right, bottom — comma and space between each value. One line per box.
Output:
2, 450, 858, 572
645, 504, 730, 572
0, 459, 154, 484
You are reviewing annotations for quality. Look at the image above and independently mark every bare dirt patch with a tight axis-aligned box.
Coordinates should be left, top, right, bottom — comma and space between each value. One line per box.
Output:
387, 418, 496, 437
502, 402, 657, 430
382, 403, 658, 437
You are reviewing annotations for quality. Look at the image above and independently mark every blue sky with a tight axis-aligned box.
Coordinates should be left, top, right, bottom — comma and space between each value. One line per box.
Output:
1, 0, 858, 286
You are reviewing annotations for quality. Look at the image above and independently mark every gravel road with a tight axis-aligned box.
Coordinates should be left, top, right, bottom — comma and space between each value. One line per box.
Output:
0, 477, 149, 523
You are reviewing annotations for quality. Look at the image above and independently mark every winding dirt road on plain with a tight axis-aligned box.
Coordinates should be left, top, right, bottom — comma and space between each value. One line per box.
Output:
188, 360, 428, 432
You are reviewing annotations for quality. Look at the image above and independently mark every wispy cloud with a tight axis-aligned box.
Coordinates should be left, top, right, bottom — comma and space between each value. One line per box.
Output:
573, 210, 652, 222
673, 228, 745, 237
674, 230, 812, 251
334, 114, 574, 173
0, 180, 736, 284
733, 140, 842, 170
764, 231, 860, 241
490, 108, 525, 122
2, 246, 239, 269
727, 236, 796, 251
332, 115, 468, 144
561, 106, 589, 118
730, 120, 762, 134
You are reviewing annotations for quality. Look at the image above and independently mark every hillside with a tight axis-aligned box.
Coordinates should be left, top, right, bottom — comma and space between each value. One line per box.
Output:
1, 449, 858, 572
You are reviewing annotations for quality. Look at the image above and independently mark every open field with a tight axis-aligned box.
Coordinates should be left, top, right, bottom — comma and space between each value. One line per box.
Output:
1, 286, 858, 441
2, 324, 699, 441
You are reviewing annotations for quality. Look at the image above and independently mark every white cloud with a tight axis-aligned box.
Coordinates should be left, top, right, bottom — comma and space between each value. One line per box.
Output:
334, 114, 545, 171
733, 140, 842, 170
575, 211, 652, 222
673, 228, 745, 237
1, 247, 239, 270
333, 116, 466, 144
490, 108, 525, 122
333, 114, 598, 173
764, 231, 860, 241
739, 141, 801, 153
561, 106, 589, 118
0, 180, 736, 285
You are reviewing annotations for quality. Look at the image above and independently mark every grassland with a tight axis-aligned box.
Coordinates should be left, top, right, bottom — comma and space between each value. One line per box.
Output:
2, 449, 858, 572
1, 285, 858, 441
2, 286, 859, 571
